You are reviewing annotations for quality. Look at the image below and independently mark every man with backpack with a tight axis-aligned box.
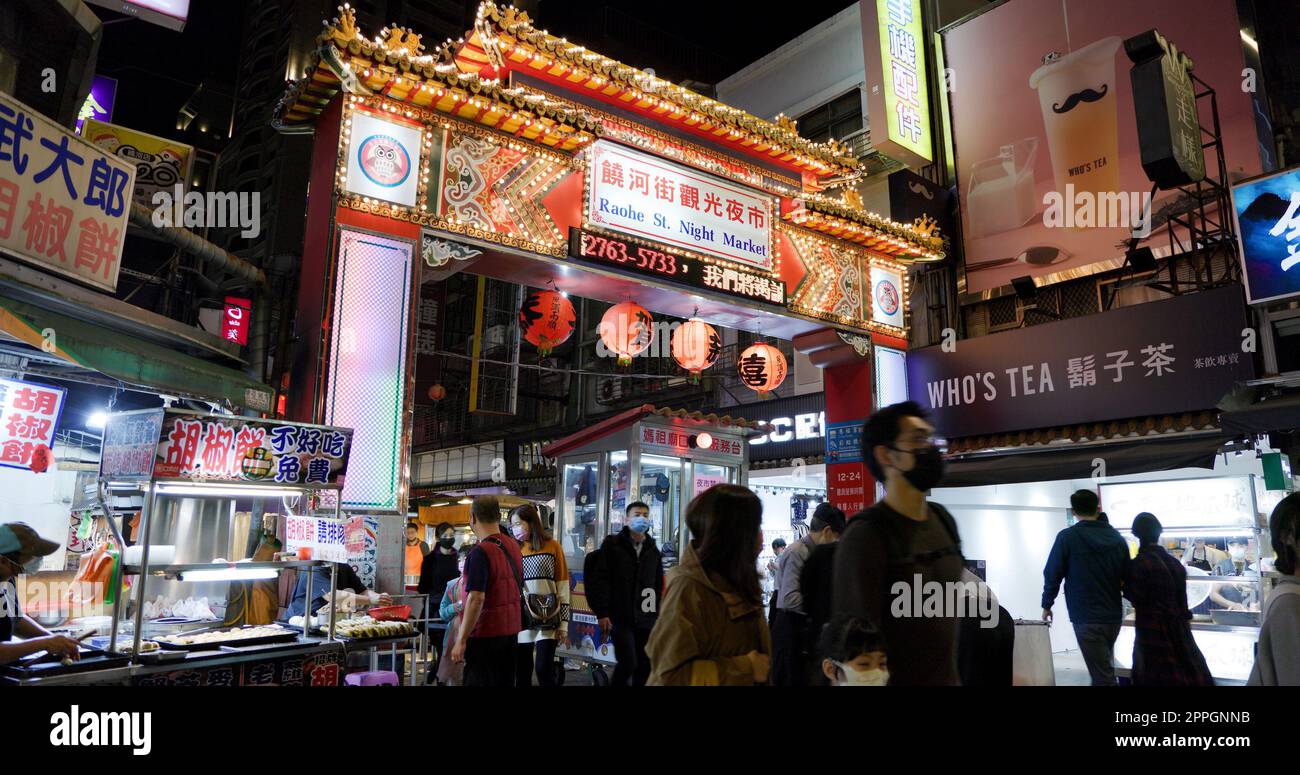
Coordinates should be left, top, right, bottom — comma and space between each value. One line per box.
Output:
450, 495, 524, 686
832, 401, 965, 686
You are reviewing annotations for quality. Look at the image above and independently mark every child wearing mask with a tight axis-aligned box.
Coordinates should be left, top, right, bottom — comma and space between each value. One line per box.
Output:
435, 547, 471, 686
817, 614, 888, 686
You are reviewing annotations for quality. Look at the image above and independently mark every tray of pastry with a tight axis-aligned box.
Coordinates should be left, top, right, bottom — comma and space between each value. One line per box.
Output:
327, 616, 417, 642
153, 625, 300, 651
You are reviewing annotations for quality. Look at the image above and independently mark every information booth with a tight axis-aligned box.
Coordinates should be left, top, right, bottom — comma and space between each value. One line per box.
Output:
541, 405, 766, 668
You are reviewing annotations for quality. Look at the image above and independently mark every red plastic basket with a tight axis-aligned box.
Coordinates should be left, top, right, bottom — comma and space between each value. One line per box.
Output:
367, 605, 412, 621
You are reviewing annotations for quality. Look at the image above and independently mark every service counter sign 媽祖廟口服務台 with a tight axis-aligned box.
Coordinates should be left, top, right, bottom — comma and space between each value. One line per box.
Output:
585, 141, 774, 272
905, 285, 1254, 439
150, 411, 353, 486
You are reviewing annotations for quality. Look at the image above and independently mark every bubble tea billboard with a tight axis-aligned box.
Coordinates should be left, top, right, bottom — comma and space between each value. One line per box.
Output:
943, 0, 1265, 293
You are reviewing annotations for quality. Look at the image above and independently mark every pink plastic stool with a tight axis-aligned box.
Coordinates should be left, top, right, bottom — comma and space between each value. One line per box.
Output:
345, 671, 400, 686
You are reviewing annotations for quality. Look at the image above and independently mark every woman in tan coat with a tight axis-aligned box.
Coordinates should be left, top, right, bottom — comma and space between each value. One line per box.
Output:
647, 484, 772, 685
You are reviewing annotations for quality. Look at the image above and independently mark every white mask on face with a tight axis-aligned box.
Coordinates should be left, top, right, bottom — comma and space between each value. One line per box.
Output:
833, 661, 889, 686
1229, 546, 1247, 561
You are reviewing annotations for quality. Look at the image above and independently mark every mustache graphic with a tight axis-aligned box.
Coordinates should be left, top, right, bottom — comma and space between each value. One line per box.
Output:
908, 181, 935, 200
1052, 84, 1109, 114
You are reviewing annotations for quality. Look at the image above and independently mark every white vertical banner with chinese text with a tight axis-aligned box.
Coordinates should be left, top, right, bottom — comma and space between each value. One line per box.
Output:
0, 377, 65, 471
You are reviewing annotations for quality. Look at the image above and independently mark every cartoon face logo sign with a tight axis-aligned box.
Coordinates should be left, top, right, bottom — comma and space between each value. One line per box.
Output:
357, 134, 411, 188
876, 279, 900, 316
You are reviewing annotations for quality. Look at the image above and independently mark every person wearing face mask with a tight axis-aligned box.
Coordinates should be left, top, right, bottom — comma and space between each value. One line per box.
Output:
831, 401, 965, 686
1041, 489, 1130, 686
0, 522, 82, 666
1248, 493, 1300, 685
587, 501, 664, 686
771, 503, 844, 686
1209, 539, 1260, 612
510, 504, 570, 687
419, 522, 461, 608
817, 615, 888, 686
435, 547, 472, 686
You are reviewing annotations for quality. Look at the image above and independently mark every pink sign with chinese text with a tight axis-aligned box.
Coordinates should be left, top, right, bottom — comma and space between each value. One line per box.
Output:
223, 296, 251, 346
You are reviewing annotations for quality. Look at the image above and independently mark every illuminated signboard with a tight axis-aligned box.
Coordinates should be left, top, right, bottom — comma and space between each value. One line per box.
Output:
223, 296, 251, 346
0, 377, 66, 471
85, 0, 190, 32
76, 75, 118, 133
344, 110, 423, 208
869, 265, 905, 328
0, 92, 135, 293
82, 119, 195, 206
638, 425, 744, 460
748, 412, 825, 446
586, 140, 774, 272
864, 0, 933, 167
1232, 165, 1300, 305
569, 228, 785, 306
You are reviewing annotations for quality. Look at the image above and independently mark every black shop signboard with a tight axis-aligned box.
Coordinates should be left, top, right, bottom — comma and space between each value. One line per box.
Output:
907, 285, 1254, 439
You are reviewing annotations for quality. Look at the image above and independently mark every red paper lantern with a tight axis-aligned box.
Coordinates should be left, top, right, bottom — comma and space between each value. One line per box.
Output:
670, 319, 720, 381
519, 290, 576, 356
599, 301, 654, 366
29, 444, 51, 474
738, 342, 787, 398
427, 384, 447, 402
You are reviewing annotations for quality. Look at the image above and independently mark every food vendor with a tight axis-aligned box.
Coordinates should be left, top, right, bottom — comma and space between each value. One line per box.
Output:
288, 560, 391, 620
0, 522, 83, 665
1209, 538, 1260, 611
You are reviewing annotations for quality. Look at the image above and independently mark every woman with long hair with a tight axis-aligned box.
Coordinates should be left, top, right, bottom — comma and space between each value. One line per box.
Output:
509, 504, 570, 686
1248, 494, 1300, 685
646, 484, 771, 685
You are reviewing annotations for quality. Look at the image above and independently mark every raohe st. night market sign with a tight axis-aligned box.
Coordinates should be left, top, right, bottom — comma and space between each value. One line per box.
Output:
585, 140, 774, 272
0, 91, 135, 292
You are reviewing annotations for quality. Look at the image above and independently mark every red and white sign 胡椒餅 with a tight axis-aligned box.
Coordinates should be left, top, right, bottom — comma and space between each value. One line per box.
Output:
586, 140, 774, 272
638, 425, 743, 460
0, 377, 65, 470
223, 297, 251, 346
0, 92, 135, 292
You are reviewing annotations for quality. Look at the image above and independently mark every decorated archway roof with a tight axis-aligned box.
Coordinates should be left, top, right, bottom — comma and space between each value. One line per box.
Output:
461, 2, 860, 178
274, 2, 946, 261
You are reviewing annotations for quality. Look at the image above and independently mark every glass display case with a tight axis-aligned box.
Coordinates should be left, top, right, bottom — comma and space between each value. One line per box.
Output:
543, 407, 764, 667
1100, 475, 1272, 683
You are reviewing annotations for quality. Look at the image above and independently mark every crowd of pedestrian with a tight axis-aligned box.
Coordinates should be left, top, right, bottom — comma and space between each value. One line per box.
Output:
408, 404, 1300, 686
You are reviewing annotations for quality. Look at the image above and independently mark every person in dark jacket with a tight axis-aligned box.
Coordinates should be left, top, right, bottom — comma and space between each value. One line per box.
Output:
1041, 489, 1130, 686
587, 501, 664, 686
418, 522, 461, 604
799, 540, 836, 685
1123, 512, 1213, 686
832, 402, 965, 686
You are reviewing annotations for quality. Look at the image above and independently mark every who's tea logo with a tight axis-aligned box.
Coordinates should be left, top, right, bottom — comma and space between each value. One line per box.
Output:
357, 134, 411, 188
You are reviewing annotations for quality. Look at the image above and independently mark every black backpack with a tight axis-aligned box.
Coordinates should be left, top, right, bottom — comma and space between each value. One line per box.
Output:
854, 501, 964, 577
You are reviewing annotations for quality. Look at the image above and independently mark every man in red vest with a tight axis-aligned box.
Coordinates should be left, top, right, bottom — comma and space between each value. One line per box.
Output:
450, 495, 523, 686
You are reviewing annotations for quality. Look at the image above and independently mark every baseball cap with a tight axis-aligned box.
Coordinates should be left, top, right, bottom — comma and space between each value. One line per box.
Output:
0, 522, 61, 559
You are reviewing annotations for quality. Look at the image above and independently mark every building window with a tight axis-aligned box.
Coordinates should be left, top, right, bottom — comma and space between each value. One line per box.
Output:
796, 89, 864, 143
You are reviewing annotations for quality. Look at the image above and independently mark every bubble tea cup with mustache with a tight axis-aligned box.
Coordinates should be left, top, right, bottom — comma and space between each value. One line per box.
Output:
1030, 37, 1123, 212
